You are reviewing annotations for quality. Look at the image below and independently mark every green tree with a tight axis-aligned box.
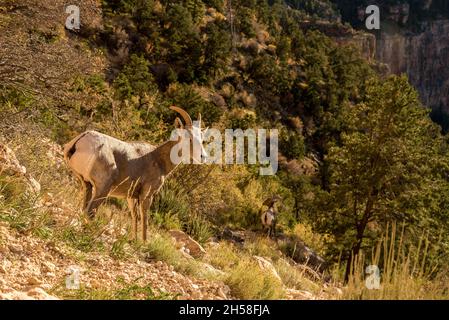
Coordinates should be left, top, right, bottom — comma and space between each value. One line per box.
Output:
236, 7, 256, 38
280, 131, 305, 160
102, 0, 137, 14
313, 76, 449, 280
202, 21, 232, 77
184, 0, 206, 23
164, 4, 203, 82
203, 0, 225, 12
248, 54, 292, 96
166, 83, 223, 124
113, 54, 157, 101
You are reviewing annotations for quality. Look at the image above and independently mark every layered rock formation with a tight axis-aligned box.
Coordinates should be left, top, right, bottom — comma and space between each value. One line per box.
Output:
376, 20, 449, 112
334, 0, 449, 117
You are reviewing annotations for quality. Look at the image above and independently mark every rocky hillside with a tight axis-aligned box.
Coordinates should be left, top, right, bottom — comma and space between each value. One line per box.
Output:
1, 139, 336, 300
0, 215, 229, 300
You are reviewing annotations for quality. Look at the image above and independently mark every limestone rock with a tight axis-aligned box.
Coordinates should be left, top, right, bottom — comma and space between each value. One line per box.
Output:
0, 288, 58, 300
8, 243, 23, 254
0, 143, 41, 194
253, 256, 281, 281
221, 227, 245, 244
286, 288, 315, 300
168, 230, 206, 259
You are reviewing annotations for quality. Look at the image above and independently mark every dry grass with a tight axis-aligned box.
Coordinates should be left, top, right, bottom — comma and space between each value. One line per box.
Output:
206, 240, 296, 300
226, 257, 285, 300
206, 242, 285, 299
243, 235, 282, 260
336, 223, 449, 300
143, 229, 205, 278
274, 258, 321, 293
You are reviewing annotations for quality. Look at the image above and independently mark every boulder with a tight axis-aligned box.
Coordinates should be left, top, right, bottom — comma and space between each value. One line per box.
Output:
8, 243, 23, 254
253, 256, 281, 281
277, 235, 327, 272
286, 288, 315, 300
221, 227, 245, 244
0, 143, 41, 194
168, 230, 206, 258
199, 262, 225, 278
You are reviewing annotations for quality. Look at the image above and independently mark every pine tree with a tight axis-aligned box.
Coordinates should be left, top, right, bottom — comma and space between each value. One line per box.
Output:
313, 75, 449, 280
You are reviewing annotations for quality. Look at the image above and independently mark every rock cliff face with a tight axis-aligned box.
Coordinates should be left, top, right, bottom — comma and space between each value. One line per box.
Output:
333, 0, 449, 127
376, 20, 449, 113
334, 0, 449, 123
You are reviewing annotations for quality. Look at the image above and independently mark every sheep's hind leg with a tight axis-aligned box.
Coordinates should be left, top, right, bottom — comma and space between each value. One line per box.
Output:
271, 221, 277, 238
82, 181, 93, 211
85, 182, 112, 219
139, 198, 151, 243
127, 198, 138, 241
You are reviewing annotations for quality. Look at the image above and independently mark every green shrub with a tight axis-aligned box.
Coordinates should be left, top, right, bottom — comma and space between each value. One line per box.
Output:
58, 218, 107, 252
274, 258, 320, 293
184, 214, 213, 245
244, 236, 282, 260
236, 7, 256, 38
229, 112, 256, 130
110, 234, 131, 260
206, 241, 284, 299
151, 179, 214, 244
206, 242, 241, 270
0, 87, 34, 111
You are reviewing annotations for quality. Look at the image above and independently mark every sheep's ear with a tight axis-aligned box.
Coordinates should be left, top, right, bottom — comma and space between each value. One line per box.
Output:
198, 113, 202, 128
174, 117, 184, 129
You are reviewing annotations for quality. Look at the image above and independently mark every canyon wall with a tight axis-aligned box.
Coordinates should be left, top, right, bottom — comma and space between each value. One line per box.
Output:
376, 20, 449, 112
333, 0, 449, 115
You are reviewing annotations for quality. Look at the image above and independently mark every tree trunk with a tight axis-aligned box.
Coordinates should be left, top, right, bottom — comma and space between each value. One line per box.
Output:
344, 232, 364, 282
294, 197, 299, 221
344, 197, 374, 282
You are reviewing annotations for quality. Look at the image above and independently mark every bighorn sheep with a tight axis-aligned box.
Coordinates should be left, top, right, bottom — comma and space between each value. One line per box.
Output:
260, 196, 281, 237
63, 106, 205, 242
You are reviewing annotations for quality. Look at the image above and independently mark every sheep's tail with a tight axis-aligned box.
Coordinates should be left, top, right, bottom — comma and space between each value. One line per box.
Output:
63, 131, 90, 163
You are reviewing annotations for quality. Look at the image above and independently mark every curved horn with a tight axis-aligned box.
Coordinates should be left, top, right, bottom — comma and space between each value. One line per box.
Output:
170, 106, 192, 127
